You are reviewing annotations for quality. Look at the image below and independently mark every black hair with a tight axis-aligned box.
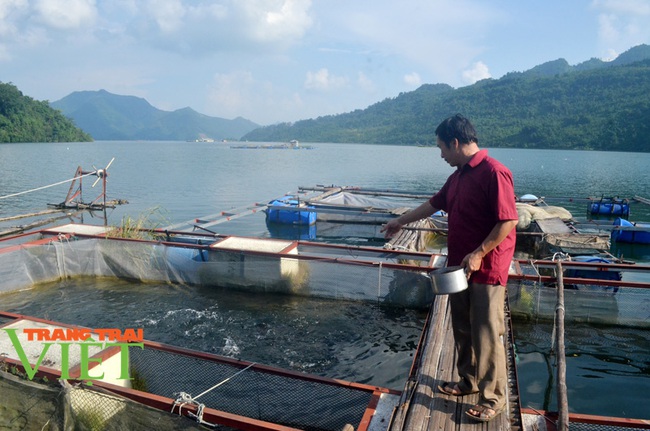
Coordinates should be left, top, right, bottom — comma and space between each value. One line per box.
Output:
435, 114, 478, 147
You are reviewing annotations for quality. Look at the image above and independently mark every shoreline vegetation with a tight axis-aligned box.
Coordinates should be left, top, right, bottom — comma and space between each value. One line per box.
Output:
2, 44, 649, 152
0, 83, 91, 143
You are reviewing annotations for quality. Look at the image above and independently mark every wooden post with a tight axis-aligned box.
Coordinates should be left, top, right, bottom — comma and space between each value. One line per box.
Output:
555, 260, 569, 431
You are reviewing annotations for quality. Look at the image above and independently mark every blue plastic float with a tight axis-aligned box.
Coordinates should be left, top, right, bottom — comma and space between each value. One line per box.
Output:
266, 196, 317, 225
589, 197, 630, 217
611, 217, 650, 244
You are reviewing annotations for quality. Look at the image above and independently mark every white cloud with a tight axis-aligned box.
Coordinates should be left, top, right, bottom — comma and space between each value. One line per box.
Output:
205, 70, 309, 124
33, 0, 97, 29
591, 0, 650, 15
304, 68, 347, 91
403, 72, 421, 87
357, 71, 374, 92
242, 0, 312, 43
207, 71, 256, 117
144, 0, 186, 33
603, 48, 618, 61
316, 1, 501, 86
591, 0, 650, 57
0, 0, 27, 31
0, 45, 9, 61
0, 0, 25, 46
123, 0, 313, 56
461, 61, 491, 85
0, 0, 45, 56
1, 0, 313, 60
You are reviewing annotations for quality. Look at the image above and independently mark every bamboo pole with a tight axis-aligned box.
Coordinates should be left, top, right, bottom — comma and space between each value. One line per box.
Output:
633, 195, 650, 205
555, 260, 569, 431
0, 209, 64, 222
0, 211, 79, 238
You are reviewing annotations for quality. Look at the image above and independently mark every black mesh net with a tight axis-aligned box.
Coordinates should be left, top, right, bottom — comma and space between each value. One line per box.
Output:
129, 347, 374, 431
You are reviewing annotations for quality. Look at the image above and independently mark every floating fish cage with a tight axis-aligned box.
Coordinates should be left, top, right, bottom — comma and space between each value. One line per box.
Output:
508, 259, 650, 328
0, 311, 398, 431
0, 223, 447, 309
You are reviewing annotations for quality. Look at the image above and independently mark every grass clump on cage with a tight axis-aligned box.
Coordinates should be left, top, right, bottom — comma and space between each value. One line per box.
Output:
74, 406, 107, 431
106, 207, 169, 240
129, 367, 148, 392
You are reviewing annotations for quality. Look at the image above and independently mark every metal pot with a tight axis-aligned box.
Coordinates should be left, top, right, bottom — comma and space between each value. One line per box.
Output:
428, 265, 468, 295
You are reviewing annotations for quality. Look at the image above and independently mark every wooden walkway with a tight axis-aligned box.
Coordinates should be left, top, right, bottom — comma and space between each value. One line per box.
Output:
387, 294, 523, 431
384, 220, 523, 431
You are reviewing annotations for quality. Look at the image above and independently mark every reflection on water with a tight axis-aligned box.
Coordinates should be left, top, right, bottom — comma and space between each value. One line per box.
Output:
1, 277, 425, 390
514, 320, 650, 419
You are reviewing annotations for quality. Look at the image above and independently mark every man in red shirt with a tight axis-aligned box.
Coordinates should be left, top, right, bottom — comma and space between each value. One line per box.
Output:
381, 114, 518, 422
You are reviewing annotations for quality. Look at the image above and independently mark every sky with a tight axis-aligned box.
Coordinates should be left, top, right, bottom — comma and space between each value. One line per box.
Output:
2, 0, 650, 126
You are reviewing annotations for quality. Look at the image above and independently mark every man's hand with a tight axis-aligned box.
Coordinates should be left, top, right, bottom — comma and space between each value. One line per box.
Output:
380, 219, 403, 238
461, 250, 484, 279
380, 201, 438, 239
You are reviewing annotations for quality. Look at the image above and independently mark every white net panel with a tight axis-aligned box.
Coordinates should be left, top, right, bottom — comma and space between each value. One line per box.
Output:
0, 236, 437, 309
508, 280, 649, 328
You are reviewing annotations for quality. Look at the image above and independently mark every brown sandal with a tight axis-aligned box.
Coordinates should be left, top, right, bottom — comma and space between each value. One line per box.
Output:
465, 404, 505, 422
437, 381, 477, 397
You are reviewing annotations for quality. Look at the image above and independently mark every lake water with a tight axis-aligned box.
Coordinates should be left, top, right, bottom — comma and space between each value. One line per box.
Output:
1, 141, 649, 419
2, 141, 650, 225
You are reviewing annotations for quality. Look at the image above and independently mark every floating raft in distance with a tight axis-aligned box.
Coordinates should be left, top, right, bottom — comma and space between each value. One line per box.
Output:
230, 140, 313, 150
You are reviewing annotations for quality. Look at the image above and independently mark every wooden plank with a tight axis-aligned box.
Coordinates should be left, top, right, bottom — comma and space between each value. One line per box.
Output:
535, 217, 572, 234
0, 211, 80, 238
299, 186, 344, 202
0, 209, 63, 222
633, 195, 650, 205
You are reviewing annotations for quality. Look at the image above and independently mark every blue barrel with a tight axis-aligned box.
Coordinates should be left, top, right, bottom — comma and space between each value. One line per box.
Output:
589, 198, 630, 216
611, 217, 650, 244
266, 197, 317, 225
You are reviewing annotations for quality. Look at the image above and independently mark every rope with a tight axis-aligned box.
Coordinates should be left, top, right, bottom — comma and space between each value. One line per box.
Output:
549, 253, 569, 355
551, 252, 571, 262
171, 362, 256, 426
377, 261, 383, 298
0, 172, 95, 200
195, 361, 256, 400
528, 259, 542, 283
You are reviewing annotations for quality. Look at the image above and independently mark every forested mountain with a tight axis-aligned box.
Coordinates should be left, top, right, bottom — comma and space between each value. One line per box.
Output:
243, 44, 650, 152
0, 82, 92, 143
51, 90, 259, 141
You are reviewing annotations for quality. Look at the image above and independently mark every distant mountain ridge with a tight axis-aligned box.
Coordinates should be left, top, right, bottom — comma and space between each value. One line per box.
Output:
51, 90, 259, 141
0, 82, 91, 143
242, 44, 650, 152
511, 44, 650, 78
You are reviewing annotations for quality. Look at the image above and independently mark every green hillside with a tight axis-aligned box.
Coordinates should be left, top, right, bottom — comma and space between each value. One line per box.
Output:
51, 90, 259, 141
0, 82, 92, 143
243, 45, 650, 152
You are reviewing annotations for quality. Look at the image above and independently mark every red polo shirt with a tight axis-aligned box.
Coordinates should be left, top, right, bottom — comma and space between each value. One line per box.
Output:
429, 149, 518, 285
